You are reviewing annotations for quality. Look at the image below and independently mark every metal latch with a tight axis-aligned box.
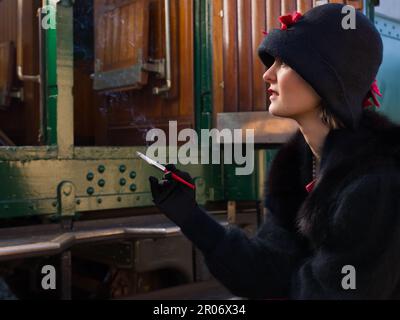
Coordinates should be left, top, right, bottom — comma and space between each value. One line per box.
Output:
58, 181, 76, 219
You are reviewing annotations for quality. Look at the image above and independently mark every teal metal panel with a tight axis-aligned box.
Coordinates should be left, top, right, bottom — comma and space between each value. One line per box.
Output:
375, 14, 400, 124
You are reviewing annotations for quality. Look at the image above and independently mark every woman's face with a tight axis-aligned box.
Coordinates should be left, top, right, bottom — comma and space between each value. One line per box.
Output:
263, 58, 322, 120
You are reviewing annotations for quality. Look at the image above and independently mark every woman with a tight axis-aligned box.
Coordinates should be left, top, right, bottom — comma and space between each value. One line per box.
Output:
149, 4, 400, 299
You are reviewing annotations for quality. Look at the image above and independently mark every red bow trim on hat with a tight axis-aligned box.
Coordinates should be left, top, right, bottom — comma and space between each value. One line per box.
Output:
279, 12, 303, 30
363, 79, 383, 108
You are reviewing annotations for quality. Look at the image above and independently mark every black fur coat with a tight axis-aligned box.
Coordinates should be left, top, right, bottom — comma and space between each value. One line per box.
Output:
178, 109, 400, 300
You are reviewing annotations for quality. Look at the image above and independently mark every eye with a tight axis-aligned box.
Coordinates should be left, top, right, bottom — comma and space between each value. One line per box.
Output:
275, 58, 287, 68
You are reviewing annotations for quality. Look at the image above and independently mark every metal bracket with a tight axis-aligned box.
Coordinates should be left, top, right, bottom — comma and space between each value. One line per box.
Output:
57, 181, 76, 220
142, 59, 166, 79
194, 177, 207, 205
152, 0, 172, 96
9, 88, 24, 101
227, 201, 237, 225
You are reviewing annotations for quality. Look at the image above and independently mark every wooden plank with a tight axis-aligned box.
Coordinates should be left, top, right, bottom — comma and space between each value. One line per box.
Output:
0, 42, 15, 108
346, 0, 363, 10
104, 9, 113, 70
177, 0, 194, 118
267, 0, 281, 31
119, 5, 129, 64
237, 0, 253, 112
223, 0, 239, 112
297, 0, 313, 13
112, 7, 120, 66
166, 0, 180, 101
252, 0, 267, 111
212, 0, 224, 125
281, 0, 297, 14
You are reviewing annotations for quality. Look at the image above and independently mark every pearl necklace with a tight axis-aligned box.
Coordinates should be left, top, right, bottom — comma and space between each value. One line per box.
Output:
306, 155, 319, 193
312, 155, 319, 180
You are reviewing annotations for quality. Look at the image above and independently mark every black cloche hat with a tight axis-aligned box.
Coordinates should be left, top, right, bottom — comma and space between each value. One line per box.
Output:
258, 3, 384, 130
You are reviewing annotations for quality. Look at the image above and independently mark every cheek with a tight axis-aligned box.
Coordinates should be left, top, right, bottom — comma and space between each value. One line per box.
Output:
278, 70, 320, 112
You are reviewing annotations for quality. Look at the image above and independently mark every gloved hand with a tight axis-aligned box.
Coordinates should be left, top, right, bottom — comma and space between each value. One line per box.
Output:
149, 165, 197, 226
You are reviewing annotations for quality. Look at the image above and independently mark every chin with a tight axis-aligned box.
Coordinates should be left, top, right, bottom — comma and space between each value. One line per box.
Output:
269, 103, 299, 120
269, 104, 285, 118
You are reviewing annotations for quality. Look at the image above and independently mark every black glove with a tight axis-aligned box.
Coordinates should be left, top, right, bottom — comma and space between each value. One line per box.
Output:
149, 165, 197, 226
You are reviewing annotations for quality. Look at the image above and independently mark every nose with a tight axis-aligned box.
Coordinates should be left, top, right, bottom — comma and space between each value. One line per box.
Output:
263, 65, 276, 84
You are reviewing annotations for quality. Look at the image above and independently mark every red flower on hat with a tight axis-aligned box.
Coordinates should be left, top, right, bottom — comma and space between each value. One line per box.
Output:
279, 12, 303, 30
363, 79, 383, 108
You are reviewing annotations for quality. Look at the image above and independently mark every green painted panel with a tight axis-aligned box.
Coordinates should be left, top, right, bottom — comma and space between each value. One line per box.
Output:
194, 0, 213, 132
194, 0, 224, 202
45, 0, 58, 145
0, 146, 218, 219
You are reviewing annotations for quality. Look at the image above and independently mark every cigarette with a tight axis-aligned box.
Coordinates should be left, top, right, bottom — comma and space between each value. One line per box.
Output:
137, 152, 196, 190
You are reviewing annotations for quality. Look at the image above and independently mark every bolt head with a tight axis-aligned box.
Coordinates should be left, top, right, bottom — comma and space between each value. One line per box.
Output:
98, 179, 106, 187
63, 184, 72, 196
87, 172, 94, 181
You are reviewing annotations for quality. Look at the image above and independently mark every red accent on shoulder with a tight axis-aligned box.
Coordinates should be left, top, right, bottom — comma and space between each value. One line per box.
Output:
306, 179, 317, 193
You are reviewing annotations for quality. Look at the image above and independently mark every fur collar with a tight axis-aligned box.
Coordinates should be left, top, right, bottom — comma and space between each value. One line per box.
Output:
266, 109, 400, 247
319, 109, 400, 176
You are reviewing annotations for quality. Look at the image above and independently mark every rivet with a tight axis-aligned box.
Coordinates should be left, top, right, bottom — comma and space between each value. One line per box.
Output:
119, 165, 127, 173
87, 187, 95, 195
98, 165, 106, 174
98, 179, 106, 187
130, 171, 137, 179
87, 172, 94, 181
120, 178, 127, 186
52, 201, 57, 207
97, 198, 102, 204
117, 197, 122, 202
130, 184, 137, 192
